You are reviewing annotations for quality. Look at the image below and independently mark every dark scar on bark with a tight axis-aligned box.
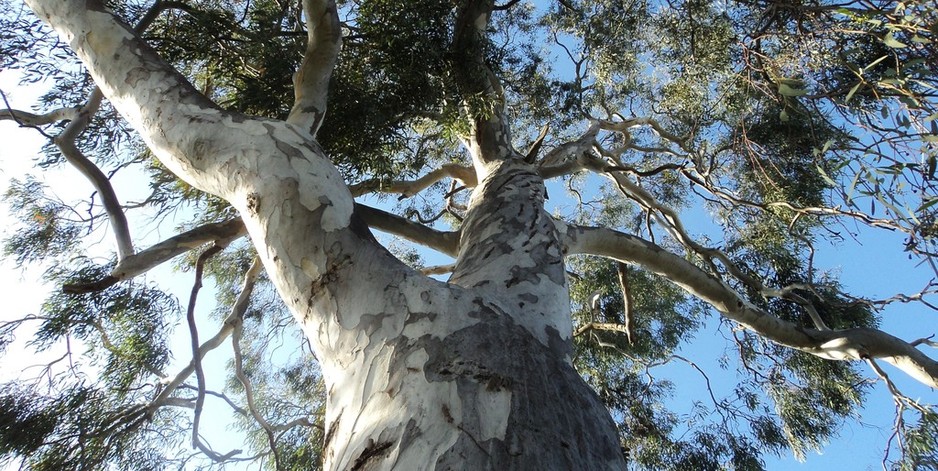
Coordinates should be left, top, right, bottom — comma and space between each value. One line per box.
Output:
350, 441, 393, 471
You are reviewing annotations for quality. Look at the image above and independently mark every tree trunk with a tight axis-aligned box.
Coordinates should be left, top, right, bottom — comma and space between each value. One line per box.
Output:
320, 275, 626, 469
319, 164, 626, 469
23, 1, 627, 468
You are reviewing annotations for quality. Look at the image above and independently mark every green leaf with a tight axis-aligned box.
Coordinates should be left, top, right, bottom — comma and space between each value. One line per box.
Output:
846, 171, 861, 203
899, 96, 920, 108
844, 82, 863, 103
779, 83, 807, 97
876, 193, 905, 218
861, 55, 889, 74
917, 197, 938, 213
815, 164, 837, 187
883, 32, 908, 48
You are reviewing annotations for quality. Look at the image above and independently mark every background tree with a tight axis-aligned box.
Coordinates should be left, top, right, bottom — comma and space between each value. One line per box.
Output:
0, 0, 937, 469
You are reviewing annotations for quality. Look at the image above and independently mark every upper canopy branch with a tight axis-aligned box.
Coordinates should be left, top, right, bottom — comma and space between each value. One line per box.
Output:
680, 168, 915, 235
55, 88, 135, 260
349, 163, 477, 198
452, 0, 521, 176
0, 104, 81, 127
559, 221, 938, 389
63, 218, 247, 293
287, 0, 341, 136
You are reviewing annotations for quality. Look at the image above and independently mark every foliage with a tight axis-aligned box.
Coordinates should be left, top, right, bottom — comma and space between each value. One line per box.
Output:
1, 0, 937, 469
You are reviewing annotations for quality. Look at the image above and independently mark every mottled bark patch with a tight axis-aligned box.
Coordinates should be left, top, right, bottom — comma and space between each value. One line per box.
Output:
374, 299, 624, 470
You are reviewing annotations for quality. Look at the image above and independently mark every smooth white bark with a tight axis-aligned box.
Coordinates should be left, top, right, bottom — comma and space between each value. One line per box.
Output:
287, 0, 341, 136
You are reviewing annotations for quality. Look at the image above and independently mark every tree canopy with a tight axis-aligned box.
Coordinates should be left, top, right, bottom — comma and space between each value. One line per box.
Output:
1, 0, 937, 469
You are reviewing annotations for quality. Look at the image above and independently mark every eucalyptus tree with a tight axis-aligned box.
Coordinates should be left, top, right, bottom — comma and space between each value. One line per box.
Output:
1, 0, 937, 469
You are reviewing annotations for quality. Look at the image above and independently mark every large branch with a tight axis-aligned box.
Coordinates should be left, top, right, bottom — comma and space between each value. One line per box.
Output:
26, 2, 434, 364
25, 0, 232, 196
558, 222, 938, 389
63, 218, 247, 293
286, 0, 341, 136
354, 203, 459, 257
452, 0, 521, 176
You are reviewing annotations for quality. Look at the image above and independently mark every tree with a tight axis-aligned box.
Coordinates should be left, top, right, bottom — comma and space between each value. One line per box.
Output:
0, 0, 937, 469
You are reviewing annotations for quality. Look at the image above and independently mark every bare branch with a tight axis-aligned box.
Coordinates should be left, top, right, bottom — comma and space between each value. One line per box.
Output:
573, 321, 632, 338
349, 163, 477, 198
63, 218, 247, 293
616, 262, 635, 345
911, 335, 938, 348
493, 0, 521, 10
54, 87, 134, 260
150, 256, 262, 412
866, 358, 930, 414
186, 243, 226, 454
680, 169, 913, 235
584, 149, 836, 330
354, 203, 459, 257
0, 103, 80, 126
598, 117, 692, 154
560, 221, 938, 389
232, 315, 281, 468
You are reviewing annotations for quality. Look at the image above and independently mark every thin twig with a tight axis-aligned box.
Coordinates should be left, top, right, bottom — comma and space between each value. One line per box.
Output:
186, 243, 225, 455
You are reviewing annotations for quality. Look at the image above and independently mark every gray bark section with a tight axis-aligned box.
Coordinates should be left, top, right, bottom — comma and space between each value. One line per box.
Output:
429, 313, 623, 469
349, 299, 626, 470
